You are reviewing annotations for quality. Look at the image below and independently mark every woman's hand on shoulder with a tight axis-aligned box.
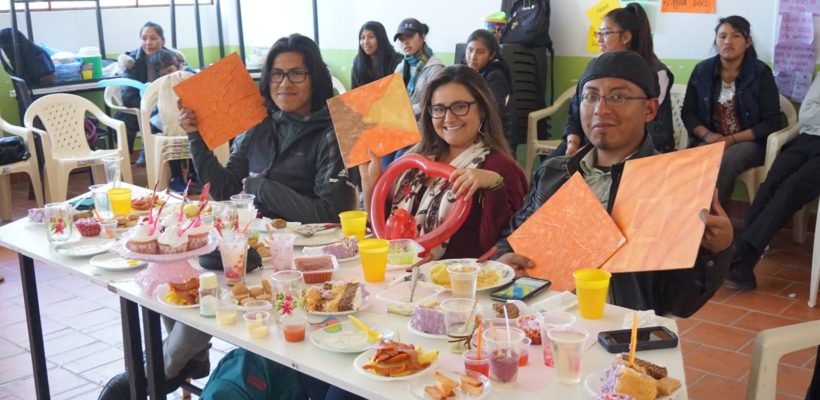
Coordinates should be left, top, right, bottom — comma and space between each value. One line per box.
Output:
177, 99, 198, 133
449, 168, 501, 199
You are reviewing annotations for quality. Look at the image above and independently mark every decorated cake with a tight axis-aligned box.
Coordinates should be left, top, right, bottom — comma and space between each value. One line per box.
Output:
304, 282, 364, 313
409, 305, 446, 336
599, 354, 681, 400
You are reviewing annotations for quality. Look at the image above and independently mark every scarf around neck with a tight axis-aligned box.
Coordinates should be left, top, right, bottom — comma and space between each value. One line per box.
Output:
403, 43, 434, 97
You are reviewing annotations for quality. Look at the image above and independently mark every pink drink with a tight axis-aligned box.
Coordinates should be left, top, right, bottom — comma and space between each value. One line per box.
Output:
463, 350, 490, 377
269, 233, 296, 271
219, 233, 248, 286
489, 350, 519, 385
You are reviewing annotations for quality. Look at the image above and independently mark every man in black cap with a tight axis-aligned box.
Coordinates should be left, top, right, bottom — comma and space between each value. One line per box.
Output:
496, 50, 733, 317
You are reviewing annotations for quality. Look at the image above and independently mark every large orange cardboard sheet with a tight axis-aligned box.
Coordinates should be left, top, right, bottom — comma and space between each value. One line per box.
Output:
328, 73, 421, 168
601, 143, 724, 273
508, 173, 626, 291
173, 52, 267, 150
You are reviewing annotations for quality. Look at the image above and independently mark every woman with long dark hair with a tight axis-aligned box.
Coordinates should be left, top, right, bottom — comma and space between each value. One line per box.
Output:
463, 29, 512, 141
351, 21, 402, 89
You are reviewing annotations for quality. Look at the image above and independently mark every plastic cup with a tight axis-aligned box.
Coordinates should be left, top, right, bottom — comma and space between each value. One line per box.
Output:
108, 188, 132, 217
573, 269, 612, 319
101, 156, 122, 185
215, 298, 238, 326
282, 313, 307, 342
230, 193, 255, 208
519, 337, 531, 366
338, 210, 367, 240
99, 219, 118, 239
219, 232, 248, 286
441, 298, 476, 354
359, 238, 389, 282
230, 194, 256, 230
243, 311, 270, 339
447, 264, 479, 299
483, 327, 525, 386
89, 184, 111, 219
536, 311, 576, 367
547, 327, 589, 384
268, 233, 297, 271
463, 349, 490, 377
44, 203, 73, 244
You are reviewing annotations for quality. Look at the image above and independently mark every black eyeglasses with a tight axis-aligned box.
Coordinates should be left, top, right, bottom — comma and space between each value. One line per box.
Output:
270, 69, 309, 84
594, 30, 624, 39
428, 101, 477, 119
581, 93, 647, 106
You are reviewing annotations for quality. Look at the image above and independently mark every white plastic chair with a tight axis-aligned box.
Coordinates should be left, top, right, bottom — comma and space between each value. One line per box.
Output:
809, 201, 820, 308
331, 74, 347, 95
140, 71, 229, 191
524, 86, 575, 178
0, 116, 44, 221
747, 319, 820, 398
103, 85, 142, 147
24, 93, 133, 202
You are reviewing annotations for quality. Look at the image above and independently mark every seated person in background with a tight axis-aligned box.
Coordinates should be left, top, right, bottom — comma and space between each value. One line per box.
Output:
351, 21, 403, 89
557, 3, 676, 158
495, 51, 733, 318
359, 65, 527, 259
681, 15, 781, 207
725, 74, 820, 291
462, 29, 513, 146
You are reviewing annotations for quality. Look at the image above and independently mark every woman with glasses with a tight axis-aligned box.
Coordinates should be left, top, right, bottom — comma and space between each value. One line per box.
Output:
557, 3, 675, 158
351, 21, 402, 89
359, 65, 527, 259
681, 16, 780, 207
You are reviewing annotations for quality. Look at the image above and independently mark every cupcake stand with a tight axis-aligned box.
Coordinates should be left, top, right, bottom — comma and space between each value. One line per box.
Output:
116, 231, 221, 296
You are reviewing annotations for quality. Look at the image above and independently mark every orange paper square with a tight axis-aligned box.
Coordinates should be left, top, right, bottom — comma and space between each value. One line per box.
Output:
601, 143, 724, 273
173, 52, 267, 150
508, 173, 626, 291
328, 73, 421, 168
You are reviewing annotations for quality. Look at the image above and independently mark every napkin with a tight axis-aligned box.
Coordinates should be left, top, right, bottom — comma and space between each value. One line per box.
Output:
621, 310, 677, 332
530, 291, 578, 313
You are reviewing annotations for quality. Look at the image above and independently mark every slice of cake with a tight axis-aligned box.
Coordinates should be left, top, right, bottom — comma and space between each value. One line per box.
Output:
304, 282, 364, 313
409, 305, 445, 335
600, 354, 681, 400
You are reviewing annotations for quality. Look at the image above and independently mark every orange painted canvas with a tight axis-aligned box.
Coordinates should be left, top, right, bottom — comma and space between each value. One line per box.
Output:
601, 143, 724, 273
328, 73, 420, 168
173, 52, 267, 150
508, 173, 626, 291
661, 0, 716, 13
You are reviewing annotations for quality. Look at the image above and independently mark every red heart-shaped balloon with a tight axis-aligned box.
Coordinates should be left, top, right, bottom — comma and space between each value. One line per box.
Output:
369, 154, 472, 253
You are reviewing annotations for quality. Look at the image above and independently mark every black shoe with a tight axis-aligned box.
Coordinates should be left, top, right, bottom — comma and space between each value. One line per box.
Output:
724, 267, 757, 291
134, 151, 146, 166
98, 371, 130, 400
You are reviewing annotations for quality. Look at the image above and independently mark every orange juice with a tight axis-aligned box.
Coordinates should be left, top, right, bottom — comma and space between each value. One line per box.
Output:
359, 239, 389, 282
284, 324, 306, 342
108, 188, 132, 216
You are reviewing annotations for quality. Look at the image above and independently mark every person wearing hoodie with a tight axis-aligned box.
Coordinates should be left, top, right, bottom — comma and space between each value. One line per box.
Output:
462, 28, 513, 146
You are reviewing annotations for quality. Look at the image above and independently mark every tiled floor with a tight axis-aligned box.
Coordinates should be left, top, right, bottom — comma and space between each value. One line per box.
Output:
0, 166, 817, 399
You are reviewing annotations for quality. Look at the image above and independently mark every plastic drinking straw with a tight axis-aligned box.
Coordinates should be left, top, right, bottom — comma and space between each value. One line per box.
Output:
629, 311, 638, 366
146, 180, 159, 224
503, 305, 513, 358
149, 201, 167, 236
92, 208, 104, 223
476, 323, 483, 360
465, 299, 479, 332
113, 169, 121, 189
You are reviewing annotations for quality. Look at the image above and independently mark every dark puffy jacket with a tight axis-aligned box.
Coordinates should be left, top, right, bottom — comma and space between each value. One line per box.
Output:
480, 60, 513, 136
351, 51, 402, 89
496, 134, 731, 317
682, 53, 781, 146
120, 47, 159, 108
187, 108, 356, 223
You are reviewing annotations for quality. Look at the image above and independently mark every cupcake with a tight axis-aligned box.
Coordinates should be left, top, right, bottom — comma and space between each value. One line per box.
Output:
74, 218, 101, 237
158, 225, 188, 254
126, 222, 160, 254
185, 219, 211, 251
161, 213, 183, 230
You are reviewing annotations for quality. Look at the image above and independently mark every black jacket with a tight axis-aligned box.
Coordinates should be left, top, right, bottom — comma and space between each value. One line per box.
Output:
480, 60, 513, 135
351, 51, 403, 89
496, 135, 731, 317
120, 47, 158, 108
187, 108, 356, 223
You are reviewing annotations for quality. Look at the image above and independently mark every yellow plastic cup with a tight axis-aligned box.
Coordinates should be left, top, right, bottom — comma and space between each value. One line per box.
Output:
339, 210, 367, 240
573, 268, 611, 319
108, 188, 132, 216
359, 238, 389, 282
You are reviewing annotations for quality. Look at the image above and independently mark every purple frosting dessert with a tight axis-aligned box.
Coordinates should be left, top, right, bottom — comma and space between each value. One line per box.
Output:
409, 305, 445, 335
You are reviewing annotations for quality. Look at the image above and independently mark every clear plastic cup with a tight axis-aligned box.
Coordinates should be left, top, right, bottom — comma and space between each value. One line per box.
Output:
338, 210, 367, 240
536, 311, 576, 367
271, 270, 305, 310
573, 269, 612, 319
447, 264, 479, 299
359, 238, 389, 282
108, 188, 132, 217
215, 298, 238, 326
441, 298, 476, 354
44, 203, 73, 244
99, 219, 118, 239
547, 327, 589, 384
243, 311, 270, 339
230, 194, 256, 230
519, 337, 531, 366
219, 232, 248, 286
483, 327, 525, 386
282, 312, 307, 342
89, 184, 111, 219
269, 233, 297, 271
102, 155, 122, 184
463, 349, 490, 377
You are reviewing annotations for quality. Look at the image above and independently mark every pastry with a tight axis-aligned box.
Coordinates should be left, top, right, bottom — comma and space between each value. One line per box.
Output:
599, 354, 681, 400
493, 303, 520, 319
126, 221, 159, 254
74, 218, 101, 237
158, 225, 188, 254
271, 218, 288, 229
166, 277, 199, 305
185, 219, 211, 251
304, 282, 364, 313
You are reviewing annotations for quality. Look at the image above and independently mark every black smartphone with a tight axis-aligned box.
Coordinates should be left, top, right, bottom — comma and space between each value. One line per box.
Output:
489, 276, 551, 302
597, 326, 679, 353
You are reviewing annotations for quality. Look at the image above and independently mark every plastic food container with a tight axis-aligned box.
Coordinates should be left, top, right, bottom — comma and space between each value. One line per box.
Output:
293, 254, 339, 284
376, 281, 442, 315
386, 239, 424, 267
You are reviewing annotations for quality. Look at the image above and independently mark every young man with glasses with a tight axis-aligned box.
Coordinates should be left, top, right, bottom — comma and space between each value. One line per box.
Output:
495, 51, 733, 318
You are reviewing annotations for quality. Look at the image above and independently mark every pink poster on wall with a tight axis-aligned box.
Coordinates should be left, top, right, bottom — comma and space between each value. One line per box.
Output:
779, 12, 815, 44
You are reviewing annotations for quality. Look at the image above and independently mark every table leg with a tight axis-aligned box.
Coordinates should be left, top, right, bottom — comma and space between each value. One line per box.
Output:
141, 307, 166, 400
120, 298, 146, 400
19, 253, 50, 400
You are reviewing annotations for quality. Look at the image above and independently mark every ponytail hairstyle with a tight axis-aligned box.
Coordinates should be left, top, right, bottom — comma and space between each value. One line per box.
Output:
604, 3, 658, 66
714, 15, 757, 59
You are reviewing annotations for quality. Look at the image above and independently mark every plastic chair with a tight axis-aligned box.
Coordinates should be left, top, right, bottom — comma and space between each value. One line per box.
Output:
23, 93, 132, 202
809, 201, 820, 308
103, 85, 142, 146
139, 71, 229, 191
747, 319, 820, 398
0, 116, 43, 221
524, 86, 574, 178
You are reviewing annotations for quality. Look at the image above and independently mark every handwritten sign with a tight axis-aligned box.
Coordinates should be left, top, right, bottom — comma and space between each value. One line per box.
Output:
779, 12, 815, 44
586, 0, 621, 23
661, 0, 716, 13
587, 26, 601, 53
774, 42, 817, 74
777, 71, 815, 102
780, 0, 820, 15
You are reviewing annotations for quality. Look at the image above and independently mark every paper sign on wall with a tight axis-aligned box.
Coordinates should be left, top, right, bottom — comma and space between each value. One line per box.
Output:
587, 26, 601, 53
661, 0, 716, 13
327, 73, 421, 168
779, 12, 815, 44
173, 52, 267, 150
585, 0, 621, 54
780, 0, 820, 15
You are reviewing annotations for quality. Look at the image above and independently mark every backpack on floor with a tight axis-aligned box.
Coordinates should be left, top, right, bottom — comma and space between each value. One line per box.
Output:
201, 348, 306, 400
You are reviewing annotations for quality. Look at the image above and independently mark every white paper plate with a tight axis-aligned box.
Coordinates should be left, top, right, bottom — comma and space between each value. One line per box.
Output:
406, 320, 448, 340
418, 259, 515, 292
408, 369, 491, 399
89, 252, 146, 271
353, 347, 438, 382
54, 239, 115, 257
156, 285, 199, 309
310, 321, 395, 353
583, 369, 680, 399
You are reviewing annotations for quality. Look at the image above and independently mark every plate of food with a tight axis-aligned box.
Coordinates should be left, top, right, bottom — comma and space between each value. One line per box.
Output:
419, 259, 515, 292
408, 369, 491, 399
583, 355, 682, 400
301, 236, 359, 263
131, 194, 166, 215
54, 239, 115, 257
406, 320, 448, 340
304, 282, 370, 315
310, 321, 396, 353
277, 223, 345, 247
156, 280, 199, 309
353, 340, 439, 381
89, 252, 146, 271
226, 281, 274, 310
